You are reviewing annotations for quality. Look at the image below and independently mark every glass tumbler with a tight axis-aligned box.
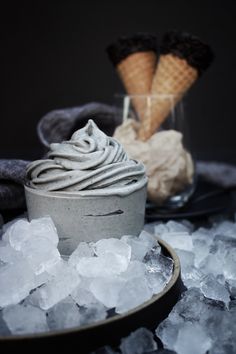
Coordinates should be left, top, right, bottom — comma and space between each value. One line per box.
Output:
114, 94, 196, 210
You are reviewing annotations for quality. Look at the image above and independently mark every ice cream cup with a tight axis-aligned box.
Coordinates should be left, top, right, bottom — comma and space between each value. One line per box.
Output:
24, 184, 147, 255
25, 119, 147, 255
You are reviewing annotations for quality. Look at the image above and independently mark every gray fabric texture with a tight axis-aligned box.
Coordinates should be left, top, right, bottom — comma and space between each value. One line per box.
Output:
37, 102, 122, 149
0, 160, 29, 210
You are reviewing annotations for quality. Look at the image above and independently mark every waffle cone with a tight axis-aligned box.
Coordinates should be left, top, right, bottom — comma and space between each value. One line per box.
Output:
138, 54, 198, 140
117, 51, 157, 121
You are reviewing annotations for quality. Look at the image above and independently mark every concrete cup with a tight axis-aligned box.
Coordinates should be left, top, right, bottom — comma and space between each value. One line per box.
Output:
24, 183, 147, 255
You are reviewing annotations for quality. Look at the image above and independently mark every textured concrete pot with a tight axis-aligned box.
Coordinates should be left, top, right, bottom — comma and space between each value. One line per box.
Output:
24, 184, 147, 255
0, 239, 183, 352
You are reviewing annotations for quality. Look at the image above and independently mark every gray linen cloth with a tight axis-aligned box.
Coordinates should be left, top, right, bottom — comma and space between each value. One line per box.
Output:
0, 102, 236, 214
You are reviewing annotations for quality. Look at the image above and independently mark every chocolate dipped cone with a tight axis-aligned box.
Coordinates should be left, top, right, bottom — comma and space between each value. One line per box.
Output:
138, 30, 214, 141
107, 33, 158, 122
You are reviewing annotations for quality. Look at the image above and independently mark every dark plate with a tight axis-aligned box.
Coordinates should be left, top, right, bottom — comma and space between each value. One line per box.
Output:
145, 177, 233, 222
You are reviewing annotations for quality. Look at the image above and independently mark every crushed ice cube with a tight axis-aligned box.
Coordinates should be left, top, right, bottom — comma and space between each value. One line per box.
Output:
3, 304, 48, 335
76, 253, 129, 278
20, 236, 61, 275
94, 238, 131, 259
47, 297, 80, 330
226, 278, 236, 299
68, 242, 94, 267
166, 220, 191, 233
33, 261, 81, 310
119, 327, 157, 354
159, 232, 193, 252
2, 217, 58, 250
144, 250, 173, 281
0, 244, 22, 264
90, 276, 126, 308
71, 278, 98, 307
200, 274, 230, 306
79, 302, 107, 325
0, 260, 36, 307
116, 277, 152, 314
120, 261, 146, 281
121, 235, 150, 261
174, 322, 212, 354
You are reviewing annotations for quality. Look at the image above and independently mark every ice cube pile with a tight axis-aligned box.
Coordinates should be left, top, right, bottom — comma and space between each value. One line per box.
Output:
152, 218, 236, 354
92, 218, 236, 354
0, 216, 173, 336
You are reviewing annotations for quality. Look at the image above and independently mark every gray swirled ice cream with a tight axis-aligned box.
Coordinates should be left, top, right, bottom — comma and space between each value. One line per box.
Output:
26, 120, 147, 196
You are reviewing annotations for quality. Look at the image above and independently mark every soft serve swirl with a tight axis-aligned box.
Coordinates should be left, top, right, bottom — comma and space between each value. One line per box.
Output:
27, 120, 147, 196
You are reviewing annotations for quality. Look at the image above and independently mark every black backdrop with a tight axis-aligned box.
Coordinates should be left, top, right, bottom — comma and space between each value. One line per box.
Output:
1, 0, 236, 163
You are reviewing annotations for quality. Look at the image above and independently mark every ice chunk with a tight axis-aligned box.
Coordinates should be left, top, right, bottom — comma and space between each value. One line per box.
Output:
159, 232, 193, 252
68, 242, 94, 267
0, 260, 36, 307
90, 276, 126, 308
0, 311, 11, 335
143, 249, 173, 294
200, 274, 230, 306
2, 217, 58, 250
94, 238, 131, 265
154, 223, 169, 236
223, 248, 236, 280
0, 244, 22, 264
168, 288, 210, 323
76, 253, 129, 278
33, 261, 81, 310
30, 217, 59, 245
121, 235, 150, 262
120, 261, 146, 281
213, 220, 236, 238
2, 219, 31, 249
175, 249, 203, 288
146, 271, 168, 295
116, 277, 152, 314
71, 278, 98, 306
3, 304, 48, 335
207, 309, 236, 353
138, 230, 157, 249
79, 302, 107, 325
20, 236, 61, 275
174, 322, 212, 354
156, 318, 181, 350
1, 217, 61, 275
128, 231, 158, 262
226, 278, 236, 299
166, 220, 191, 233
47, 297, 80, 330
144, 250, 173, 281
119, 327, 157, 354
192, 238, 210, 267
200, 253, 224, 278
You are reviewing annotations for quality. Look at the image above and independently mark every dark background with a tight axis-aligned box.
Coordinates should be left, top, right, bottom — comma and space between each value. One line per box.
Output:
1, 0, 236, 163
